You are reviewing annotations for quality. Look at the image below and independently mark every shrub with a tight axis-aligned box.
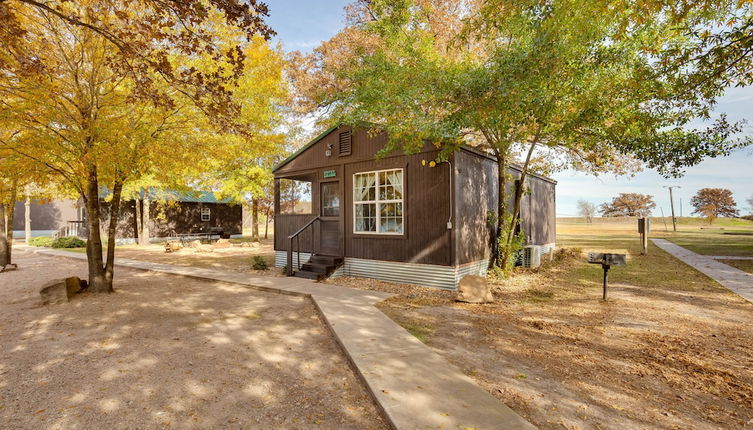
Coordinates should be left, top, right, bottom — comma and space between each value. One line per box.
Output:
51, 237, 87, 249
29, 236, 54, 247
252, 255, 269, 270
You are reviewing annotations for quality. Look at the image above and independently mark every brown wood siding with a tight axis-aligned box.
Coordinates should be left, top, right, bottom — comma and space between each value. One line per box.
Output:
343, 150, 451, 265
453, 149, 557, 265
453, 150, 497, 265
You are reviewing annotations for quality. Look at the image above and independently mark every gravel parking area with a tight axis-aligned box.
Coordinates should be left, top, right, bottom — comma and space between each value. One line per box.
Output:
0, 251, 388, 429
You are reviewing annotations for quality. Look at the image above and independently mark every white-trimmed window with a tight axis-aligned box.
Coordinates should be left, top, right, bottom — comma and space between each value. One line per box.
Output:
353, 168, 403, 234
201, 207, 211, 222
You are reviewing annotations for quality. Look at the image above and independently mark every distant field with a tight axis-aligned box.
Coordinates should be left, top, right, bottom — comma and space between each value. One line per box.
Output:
558, 217, 753, 258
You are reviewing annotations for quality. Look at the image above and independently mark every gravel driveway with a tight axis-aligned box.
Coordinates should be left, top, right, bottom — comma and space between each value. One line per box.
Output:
0, 251, 388, 429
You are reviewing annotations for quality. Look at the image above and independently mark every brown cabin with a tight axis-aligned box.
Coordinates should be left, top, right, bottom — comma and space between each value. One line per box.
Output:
273, 125, 556, 289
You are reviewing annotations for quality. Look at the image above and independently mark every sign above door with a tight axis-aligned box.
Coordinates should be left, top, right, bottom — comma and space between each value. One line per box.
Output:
323, 169, 336, 178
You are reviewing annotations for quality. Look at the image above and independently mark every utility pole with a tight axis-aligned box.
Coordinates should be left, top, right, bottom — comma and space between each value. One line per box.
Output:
663, 186, 681, 232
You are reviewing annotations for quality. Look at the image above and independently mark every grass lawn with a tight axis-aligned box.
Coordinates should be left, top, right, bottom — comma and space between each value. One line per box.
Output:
331, 221, 753, 430
722, 259, 753, 274
664, 230, 753, 256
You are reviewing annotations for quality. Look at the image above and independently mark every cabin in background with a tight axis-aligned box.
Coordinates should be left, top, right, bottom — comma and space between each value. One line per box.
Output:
273, 125, 556, 290
14, 191, 242, 243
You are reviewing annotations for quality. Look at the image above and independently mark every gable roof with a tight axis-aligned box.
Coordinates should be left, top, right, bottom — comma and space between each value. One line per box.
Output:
100, 188, 235, 204
272, 124, 339, 173
272, 124, 556, 184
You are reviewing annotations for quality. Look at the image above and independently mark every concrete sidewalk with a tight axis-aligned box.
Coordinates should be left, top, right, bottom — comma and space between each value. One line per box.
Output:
26, 247, 535, 430
652, 239, 753, 305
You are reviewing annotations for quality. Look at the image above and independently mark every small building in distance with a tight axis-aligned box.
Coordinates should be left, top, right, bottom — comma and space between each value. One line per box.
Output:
14, 190, 242, 242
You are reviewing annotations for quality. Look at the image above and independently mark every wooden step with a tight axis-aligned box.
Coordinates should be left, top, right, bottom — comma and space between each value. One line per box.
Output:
309, 255, 343, 266
294, 270, 323, 280
301, 262, 331, 274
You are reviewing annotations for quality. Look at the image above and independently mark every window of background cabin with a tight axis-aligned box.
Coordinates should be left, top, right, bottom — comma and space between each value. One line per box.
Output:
279, 179, 313, 214
321, 182, 340, 217
201, 207, 211, 221
353, 168, 403, 234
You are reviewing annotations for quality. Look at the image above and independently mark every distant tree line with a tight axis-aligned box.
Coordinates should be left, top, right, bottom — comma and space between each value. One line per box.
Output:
577, 188, 745, 224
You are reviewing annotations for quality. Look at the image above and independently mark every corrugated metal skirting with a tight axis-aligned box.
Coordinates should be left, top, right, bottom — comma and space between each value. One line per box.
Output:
275, 251, 490, 290
274, 251, 312, 269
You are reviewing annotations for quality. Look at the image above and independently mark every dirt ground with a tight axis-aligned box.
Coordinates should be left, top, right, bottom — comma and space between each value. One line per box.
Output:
101, 239, 281, 277
330, 228, 753, 429
0, 251, 387, 430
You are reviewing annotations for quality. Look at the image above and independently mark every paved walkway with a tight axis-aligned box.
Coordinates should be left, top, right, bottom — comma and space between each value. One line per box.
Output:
26, 247, 535, 430
652, 239, 753, 304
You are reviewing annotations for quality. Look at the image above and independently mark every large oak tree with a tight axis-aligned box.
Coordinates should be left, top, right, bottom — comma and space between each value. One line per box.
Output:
0, 1, 281, 291
290, 0, 747, 271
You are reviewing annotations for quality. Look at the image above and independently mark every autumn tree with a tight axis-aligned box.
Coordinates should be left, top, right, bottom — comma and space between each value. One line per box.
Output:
290, 0, 746, 271
0, 2, 277, 291
577, 200, 597, 223
691, 188, 739, 224
599, 193, 657, 217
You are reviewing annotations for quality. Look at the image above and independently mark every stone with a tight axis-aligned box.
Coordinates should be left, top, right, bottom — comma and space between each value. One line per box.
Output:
0, 264, 18, 273
196, 244, 214, 253
164, 241, 183, 253
456, 275, 494, 304
40, 277, 85, 305
212, 238, 232, 249
189, 240, 202, 248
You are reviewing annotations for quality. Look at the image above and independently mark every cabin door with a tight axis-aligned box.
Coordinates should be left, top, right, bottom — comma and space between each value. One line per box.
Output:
319, 181, 342, 256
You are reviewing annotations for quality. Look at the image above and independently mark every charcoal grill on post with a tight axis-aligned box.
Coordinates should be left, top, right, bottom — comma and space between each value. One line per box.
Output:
587, 253, 626, 300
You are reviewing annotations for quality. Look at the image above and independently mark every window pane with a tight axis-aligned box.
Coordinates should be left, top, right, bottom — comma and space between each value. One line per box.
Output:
354, 172, 376, 202
321, 182, 340, 217
280, 179, 312, 214
355, 203, 376, 232
379, 202, 403, 233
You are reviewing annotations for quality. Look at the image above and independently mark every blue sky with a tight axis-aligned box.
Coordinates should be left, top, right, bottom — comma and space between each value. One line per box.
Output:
265, 0, 753, 217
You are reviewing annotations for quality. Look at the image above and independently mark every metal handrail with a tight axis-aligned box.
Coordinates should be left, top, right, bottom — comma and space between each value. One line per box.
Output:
287, 216, 320, 276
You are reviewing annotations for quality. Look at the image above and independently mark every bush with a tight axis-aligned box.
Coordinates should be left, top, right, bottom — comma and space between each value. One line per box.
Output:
252, 255, 269, 270
51, 237, 87, 249
29, 236, 54, 247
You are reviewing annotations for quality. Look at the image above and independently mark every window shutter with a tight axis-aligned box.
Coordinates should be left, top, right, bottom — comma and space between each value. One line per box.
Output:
338, 130, 352, 156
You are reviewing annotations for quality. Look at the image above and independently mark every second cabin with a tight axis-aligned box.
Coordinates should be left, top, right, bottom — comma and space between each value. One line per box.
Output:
273, 125, 557, 290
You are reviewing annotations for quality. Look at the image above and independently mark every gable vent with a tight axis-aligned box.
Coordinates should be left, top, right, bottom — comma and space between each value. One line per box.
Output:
338, 130, 352, 156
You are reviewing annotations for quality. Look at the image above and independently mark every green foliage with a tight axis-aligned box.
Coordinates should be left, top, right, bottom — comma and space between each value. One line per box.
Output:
29, 236, 54, 247
488, 211, 526, 276
252, 255, 269, 270
51, 237, 86, 249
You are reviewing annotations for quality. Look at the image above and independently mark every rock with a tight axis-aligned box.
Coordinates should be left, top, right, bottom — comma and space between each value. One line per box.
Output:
164, 241, 183, 253
239, 241, 261, 248
189, 240, 202, 248
196, 244, 214, 253
212, 239, 232, 249
456, 275, 493, 304
0, 264, 18, 273
40, 277, 85, 305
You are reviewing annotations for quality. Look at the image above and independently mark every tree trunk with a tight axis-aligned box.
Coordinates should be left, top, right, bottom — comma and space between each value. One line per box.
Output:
104, 182, 123, 287
500, 142, 537, 269
251, 197, 260, 242
84, 168, 112, 293
489, 153, 506, 269
264, 207, 270, 240
139, 194, 150, 246
0, 204, 8, 267
24, 196, 31, 244
135, 198, 142, 243
5, 189, 15, 266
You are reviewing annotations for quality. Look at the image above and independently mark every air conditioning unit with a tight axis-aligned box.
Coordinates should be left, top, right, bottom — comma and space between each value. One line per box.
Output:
522, 245, 541, 268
